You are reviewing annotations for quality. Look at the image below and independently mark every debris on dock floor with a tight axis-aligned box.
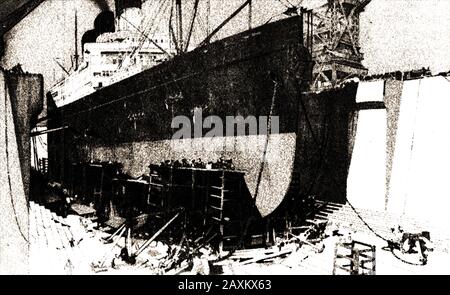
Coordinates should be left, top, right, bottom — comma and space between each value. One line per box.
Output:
29, 200, 450, 275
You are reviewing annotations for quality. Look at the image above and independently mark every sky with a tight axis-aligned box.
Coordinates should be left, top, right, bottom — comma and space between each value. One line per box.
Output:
1, 0, 449, 91
359, 0, 450, 74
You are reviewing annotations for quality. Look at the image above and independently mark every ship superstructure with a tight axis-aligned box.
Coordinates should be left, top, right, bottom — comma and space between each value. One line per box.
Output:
49, 5, 177, 108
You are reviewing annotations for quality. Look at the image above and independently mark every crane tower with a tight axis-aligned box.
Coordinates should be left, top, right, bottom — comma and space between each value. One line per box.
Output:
310, 0, 372, 90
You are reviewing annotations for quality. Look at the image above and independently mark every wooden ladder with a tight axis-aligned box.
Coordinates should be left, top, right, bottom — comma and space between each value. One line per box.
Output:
148, 164, 165, 213
208, 169, 243, 252
333, 240, 376, 275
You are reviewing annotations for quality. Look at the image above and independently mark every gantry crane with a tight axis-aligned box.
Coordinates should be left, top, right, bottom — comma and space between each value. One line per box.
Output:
310, 0, 371, 90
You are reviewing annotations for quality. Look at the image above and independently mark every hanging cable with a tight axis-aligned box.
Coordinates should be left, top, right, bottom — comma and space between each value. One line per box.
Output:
118, 0, 172, 72
276, 0, 293, 9
254, 79, 278, 201
120, 11, 172, 63
38, 135, 48, 147
389, 248, 426, 266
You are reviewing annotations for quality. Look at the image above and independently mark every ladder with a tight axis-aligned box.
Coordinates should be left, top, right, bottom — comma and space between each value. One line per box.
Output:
148, 164, 165, 213
333, 240, 376, 275
208, 169, 244, 252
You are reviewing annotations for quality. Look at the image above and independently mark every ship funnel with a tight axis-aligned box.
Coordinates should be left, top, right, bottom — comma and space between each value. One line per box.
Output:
115, 0, 142, 17
89, 0, 110, 11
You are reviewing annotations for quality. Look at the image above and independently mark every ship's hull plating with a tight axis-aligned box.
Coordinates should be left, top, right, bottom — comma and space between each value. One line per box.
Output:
48, 16, 356, 217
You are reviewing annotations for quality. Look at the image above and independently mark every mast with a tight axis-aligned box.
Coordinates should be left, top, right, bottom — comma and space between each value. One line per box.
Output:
169, 3, 180, 54
248, 0, 252, 30
206, 0, 210, 36
74, 10, 79, 71
185, 0, 200, 52
176, 0, 183, 53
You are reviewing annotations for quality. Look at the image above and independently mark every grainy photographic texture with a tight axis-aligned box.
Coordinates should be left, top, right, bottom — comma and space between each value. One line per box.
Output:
0, 0, 449, 276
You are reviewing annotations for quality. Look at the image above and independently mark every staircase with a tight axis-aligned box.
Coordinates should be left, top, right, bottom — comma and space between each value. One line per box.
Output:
29, 201, 94, 274
312, 201, 450, 253
313, 200, 344, 221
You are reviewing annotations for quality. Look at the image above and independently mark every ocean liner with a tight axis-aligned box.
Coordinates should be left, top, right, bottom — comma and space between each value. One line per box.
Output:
47, 0, 355, 229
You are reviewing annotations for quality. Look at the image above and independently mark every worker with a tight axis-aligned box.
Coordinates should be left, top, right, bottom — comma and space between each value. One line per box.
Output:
402, 232, 433, 265
64, 195, 72, 217
190, 254, 210, 275
387, 225, 434, 265
338, 223, 354, 244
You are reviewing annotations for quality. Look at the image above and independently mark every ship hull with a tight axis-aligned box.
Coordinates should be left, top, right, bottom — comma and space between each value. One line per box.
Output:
48, 15, 356, 217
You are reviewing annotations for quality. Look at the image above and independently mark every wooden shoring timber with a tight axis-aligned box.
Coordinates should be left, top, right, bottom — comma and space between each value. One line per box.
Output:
238, 249, 293, 266
133, 211, 182, 258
